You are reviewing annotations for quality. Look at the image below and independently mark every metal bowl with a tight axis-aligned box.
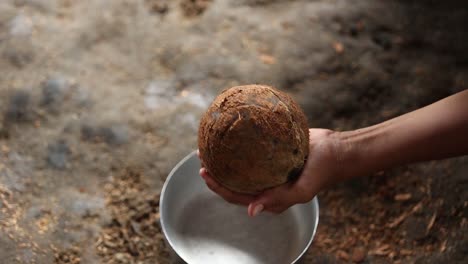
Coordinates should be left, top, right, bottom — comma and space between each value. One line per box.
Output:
160, 151, 319, 264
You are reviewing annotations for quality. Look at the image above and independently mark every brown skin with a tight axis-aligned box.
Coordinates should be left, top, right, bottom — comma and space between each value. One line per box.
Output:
199, 89, 468, 216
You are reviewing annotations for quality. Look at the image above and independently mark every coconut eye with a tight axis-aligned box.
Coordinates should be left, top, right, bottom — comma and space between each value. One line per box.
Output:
287, 167, 303, 182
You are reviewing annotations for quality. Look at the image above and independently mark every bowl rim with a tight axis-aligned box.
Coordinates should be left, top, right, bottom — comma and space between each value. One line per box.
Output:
160, 150, 320, 264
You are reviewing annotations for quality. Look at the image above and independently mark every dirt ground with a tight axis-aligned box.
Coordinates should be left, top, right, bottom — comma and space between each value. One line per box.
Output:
0, 0, 467, 263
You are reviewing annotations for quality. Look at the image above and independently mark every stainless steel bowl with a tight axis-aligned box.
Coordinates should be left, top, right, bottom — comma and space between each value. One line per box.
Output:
160, 151, 319, 264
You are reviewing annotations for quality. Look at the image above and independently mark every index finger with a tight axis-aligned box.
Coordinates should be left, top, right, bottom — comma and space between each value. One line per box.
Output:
200, 168, 256, 206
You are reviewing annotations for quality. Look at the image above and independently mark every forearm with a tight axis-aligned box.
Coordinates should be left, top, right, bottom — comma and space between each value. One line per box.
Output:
335, 89, 468, 179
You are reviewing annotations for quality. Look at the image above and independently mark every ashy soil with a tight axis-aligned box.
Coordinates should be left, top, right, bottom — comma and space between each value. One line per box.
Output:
0, 0, 467, 263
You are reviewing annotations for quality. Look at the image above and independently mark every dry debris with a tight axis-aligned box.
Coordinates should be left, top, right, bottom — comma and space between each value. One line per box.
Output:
426, 212, 437, 233
259, 54, 276, 65
394, 193, 412, 201
1, 183, 46, 261
96, 169, 171, 264
310, 165, 457, 263
54, 246, 81, 264
145, 0, 169, 14
332, 42, 344, 54
181, 0, 213, 17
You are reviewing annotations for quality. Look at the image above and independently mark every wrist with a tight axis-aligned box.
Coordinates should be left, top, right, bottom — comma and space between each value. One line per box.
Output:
330, 125, 388, 180
327, 131, 361, 181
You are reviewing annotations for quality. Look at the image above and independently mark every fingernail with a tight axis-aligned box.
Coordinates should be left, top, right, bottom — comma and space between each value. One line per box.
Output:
252, 204, 264, 217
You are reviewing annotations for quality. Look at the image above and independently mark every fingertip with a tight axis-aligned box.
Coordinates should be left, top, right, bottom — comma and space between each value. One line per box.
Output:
200, 167, 210, 178
253, 204, 264, 217
247, 203, 264, 217
199, 168, 208, 179
247, 203, 254, 217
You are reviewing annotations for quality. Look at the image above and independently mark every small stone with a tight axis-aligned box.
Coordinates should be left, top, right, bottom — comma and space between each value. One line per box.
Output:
351, 247, 366, 263
3, 44, 34, 68
9, 14, 33, 36
72, 87, 91, 107
145, 0, 169, 14
180, 0, 213, 17
4, 90, 32, 123
81, 123, 129, 145
69, 197, 105, 217
14, 0, 55, 12
47, 140, 70, 169
41, 76, 69, 107
144, 79, 176, 110
56, 190, 110, 239
100, 125, 129, 146
81, 124, 99, 141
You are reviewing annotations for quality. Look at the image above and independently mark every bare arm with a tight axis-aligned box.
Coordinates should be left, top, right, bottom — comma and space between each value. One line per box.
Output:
337, 89, 468, 181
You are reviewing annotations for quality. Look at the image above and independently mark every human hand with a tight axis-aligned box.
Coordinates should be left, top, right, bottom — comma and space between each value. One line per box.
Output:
198, 129, 345, 216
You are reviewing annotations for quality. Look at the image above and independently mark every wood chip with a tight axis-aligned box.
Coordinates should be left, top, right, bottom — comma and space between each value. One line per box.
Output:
388, 213, 407, 228
426, 212, 437, 233
411, 202, 423, 213
388, 202, 424, 228
333, 42, 344, 53
370, 244, 391, 256
154, 211, 160, 221
440, 240, 447, 252
394, 193, 412, 201
1, 145, 9, 153
103, 240, 118, 248
0, 185, 12, 196
259, 54, 276, 65
400, 249, 413, 256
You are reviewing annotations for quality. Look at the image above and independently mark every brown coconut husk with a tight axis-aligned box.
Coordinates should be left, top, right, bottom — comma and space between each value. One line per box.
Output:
198, 85, 309, 194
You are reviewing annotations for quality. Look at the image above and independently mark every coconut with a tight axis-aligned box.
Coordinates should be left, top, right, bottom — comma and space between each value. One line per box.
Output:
198, 85, 309, 194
